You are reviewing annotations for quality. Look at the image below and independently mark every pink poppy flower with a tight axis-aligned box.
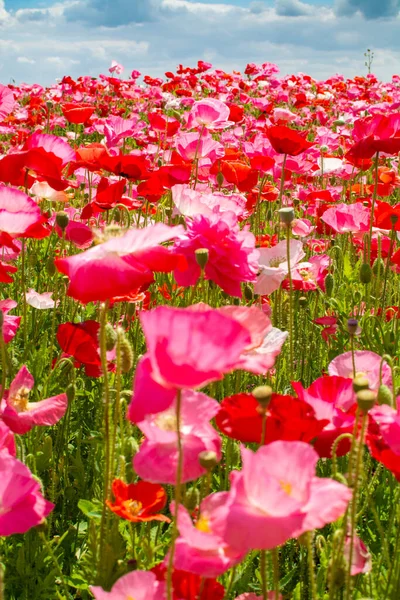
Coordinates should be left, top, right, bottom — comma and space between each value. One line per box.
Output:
172, 493, 245, 577
292, 376, 356, 458
292, 218, 315, 238
173, 212, 259, 297
321, 203, 370, 234
171, 184, 247, 219
0, 422, 15, 456
109, 60, 124, 75
139, 305, 251, 390
328, 351, 392, 391
55, 223, 184, 304
90, 570, 164, 600
0, 84, 15, 120
369, 403, 400, 456
26, 289, 57, 310
0, 186, 43, 238
133, 390, 221, 484
284, 255, 330, 293
0, 299, 21, 343
255, 239, 305, 296
217, 442, 351, 552
187, 99, 232, 129
0, 365, 68, 435
344, 533, 372, 576
175, 132, 224, 162
0, 449, 54, 535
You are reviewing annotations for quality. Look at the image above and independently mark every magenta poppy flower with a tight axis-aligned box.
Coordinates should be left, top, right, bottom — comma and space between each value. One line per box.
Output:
0, 186, 44, 238
0, 299, 21, 343
187, 99, 232, 129
292, 376, 356, 458
133, 389, 221, 484
321, 203, 370, 234
217, 442, 351, 552
328, 351, 392, 391
0, 450, 53, 535
173, 212, 259, 297
344, 533, 372, 576
0, 422, 15, 456
0, 83, 15, 120
369, 403, 400, 456
0, 365, 68, 434
90, 570, 164, 600
55, 223, 184, 304
175, 131, 224, 162
172, 493, 245, 577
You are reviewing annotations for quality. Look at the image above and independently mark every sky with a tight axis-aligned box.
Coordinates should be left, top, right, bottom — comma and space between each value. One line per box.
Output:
1, 0, 400, 85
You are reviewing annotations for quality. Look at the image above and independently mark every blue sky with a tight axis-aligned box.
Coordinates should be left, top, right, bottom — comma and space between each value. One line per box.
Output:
1, 0, 400, 84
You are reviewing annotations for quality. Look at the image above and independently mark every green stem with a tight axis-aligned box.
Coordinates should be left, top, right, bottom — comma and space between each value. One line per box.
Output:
166, 389, 183, 600
279, 154, 287, 208
286, 227, 294, 380
368, 152, 379, 263
260, 549, 268, 600
306, 532, 318, 600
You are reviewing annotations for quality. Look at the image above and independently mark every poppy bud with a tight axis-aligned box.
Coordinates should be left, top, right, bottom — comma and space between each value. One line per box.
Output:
359, 263, 372, 284
333, 119, 346, 127
195, 248, 209, 270
252, 385, 273, 408
278, 207, 295, 225
105, 323, 117, 351
66, 383, 76, 404
126, 303, 136, 318
353, 376, 369, 393
46, 258, 56, 276
377, 384, 393, 406
185, 488, 200, 512
244, 284, 254, 302
216, 171, 224, 188
324, 273, 334, 297
372, 257, 384, 276
390, 213, 399, 227
198, 450, 218, 471
356, 389, 376, 413
320, 145, 329, 153
119, 332, 134, 373
347, 318, 358, 336
55, 211, 69, 230
113, 208, 121, 223
299, 296, 307, 307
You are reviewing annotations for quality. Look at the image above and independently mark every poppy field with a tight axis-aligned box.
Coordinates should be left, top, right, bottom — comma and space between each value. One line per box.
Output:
0, 60, 400, 600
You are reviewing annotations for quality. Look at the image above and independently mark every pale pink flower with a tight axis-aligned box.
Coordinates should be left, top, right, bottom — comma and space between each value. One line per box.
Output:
0, 449, 53, 535
26, 289, 57, 310
255, 239, 305, 296
328, 351, 392, 391
0, 186, 43, 237
0, 365, 68, 434
292, 218, 315, 238
171, 184, 247, 219
176, 131, 224, 162
30, 181, 69, 203
133, 390, 221, 484
91, 570, 164, 600
217, 442, 352, 552
109, 60, 124, 75
344, 533, 372, 576
173, 493, 245, 577
369, 402, 400, 455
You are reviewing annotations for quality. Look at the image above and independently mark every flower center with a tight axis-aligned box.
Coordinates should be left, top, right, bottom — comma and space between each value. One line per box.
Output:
279, 480, 293, 496
9, 386, 30, 413
269, 256, 286, 268
299, 269, 313, 281
155, 410, 179, 432
195, 514, 212, 533
123, 500, 143, 517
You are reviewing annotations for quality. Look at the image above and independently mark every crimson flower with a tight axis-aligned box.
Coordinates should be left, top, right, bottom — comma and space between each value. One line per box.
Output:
266, 125, 314, 156
56, 321, 114, 377
152, 564, 225, 600
62, 102, 95, 124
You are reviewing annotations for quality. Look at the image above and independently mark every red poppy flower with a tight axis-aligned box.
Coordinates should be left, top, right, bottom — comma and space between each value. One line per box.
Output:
215, 392, 327, 445
68, 143, 110, 173
80, 177, 126, 219
218, 160, 259, 192
367, 420, 400, 482
266, 125, 314, 156
98, 152, 151, 180
152, 564, 224, 600
148, 112, 181, 137
0, 261, 17, 284
106, 479, 170, 523
62, 102, 95, 124
56, 321, 114, 377
374, 201, 400, 231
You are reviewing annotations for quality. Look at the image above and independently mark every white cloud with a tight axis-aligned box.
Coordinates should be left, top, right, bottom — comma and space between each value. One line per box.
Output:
17, 56, 36, 64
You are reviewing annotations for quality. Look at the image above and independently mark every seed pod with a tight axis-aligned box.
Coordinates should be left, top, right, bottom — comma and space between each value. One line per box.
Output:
66, 383, 76, 404
353, 376, 369, 393
216, 171, 224, 188
252, 385, 273, 408
278, 207, 295, 225
347, 318, 358, 336
356, 389, 376, 413
372, 257, 384, 276
199, 450, 218, 471
243, 284, 254, 302
119, 333, 134, 373
55, 211, 69, 230
195, 248, 209, 270
324, 273, 334, 297
105, 323, 117, 351
359, 263, 372, 284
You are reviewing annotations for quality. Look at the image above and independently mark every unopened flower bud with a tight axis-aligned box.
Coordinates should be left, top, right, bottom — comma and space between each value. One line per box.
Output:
195, 248, 209, 270
55, 211, 69, 230
216, 171, 224, 188
377, 384, 393, 406
66, 383, 76, 404
390, 213, 399, 227
333, 119, 346, 127
252, 385, 273, 408
119, 332, 134, 373
278, 207, 295, 225
372, 257, 385, 276
356, 389, 376, 413
299, 296, 307, 307
353, 376, 369, 393
359, 263, 372, 284
244, 284, 254, 302
185, 488, 200, 512
46, 258, 56, 276
198, 450, 218, 471
347, 318, 358, 336
105, 323, 117, 351
324, 273, 334, 297
320, 145, 329, 153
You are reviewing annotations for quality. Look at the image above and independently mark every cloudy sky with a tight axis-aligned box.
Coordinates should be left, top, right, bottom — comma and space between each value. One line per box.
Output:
1, 0, 400, 84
